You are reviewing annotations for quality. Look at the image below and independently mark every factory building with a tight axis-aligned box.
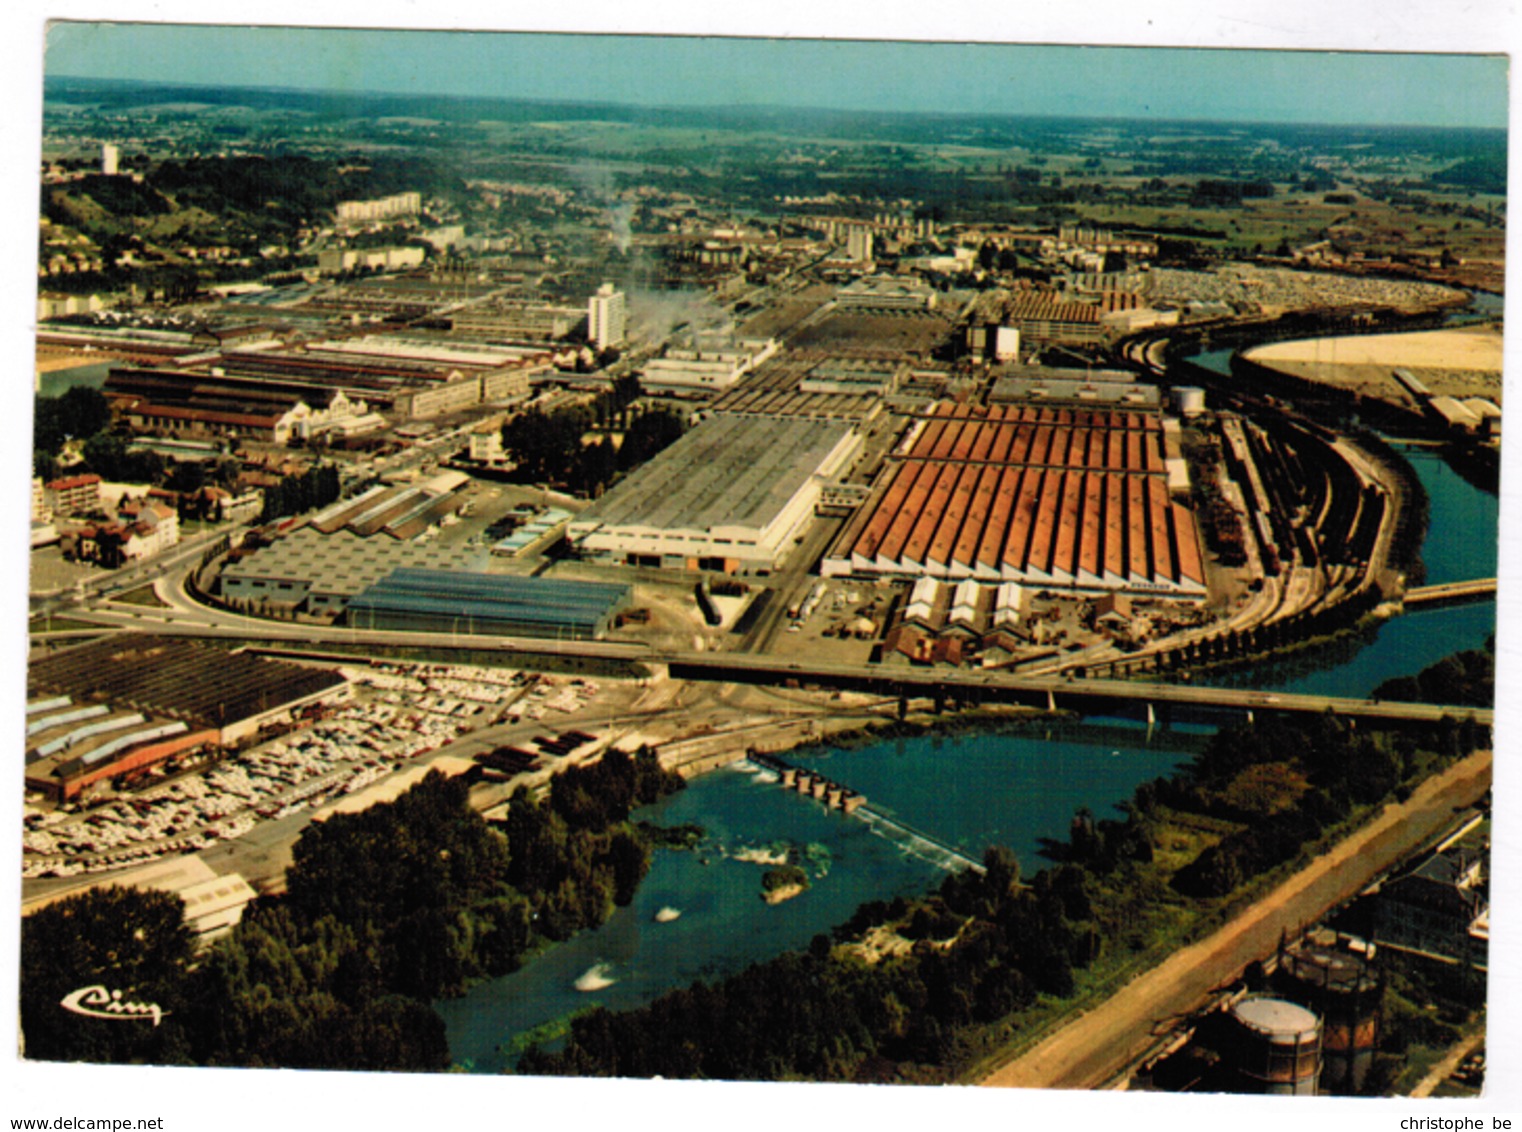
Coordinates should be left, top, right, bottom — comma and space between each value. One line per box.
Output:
104, 368, 378, 444
836, 275, 938, 312
823, 402, 1205, 596
639, 337, 780, 395
22, 856, 258, 946
989, 370, 1162, 411
186, 335, 549, 419
569, 415, 862, 573
25, 636, 349, 798
798, 359, 901, 396
708, 354, 887, 423
1373, 847, 1489, 968
221, 524, 484, 617
346, 569, 631, 640
447, 297, 588, 342
966, 292, 1105, 352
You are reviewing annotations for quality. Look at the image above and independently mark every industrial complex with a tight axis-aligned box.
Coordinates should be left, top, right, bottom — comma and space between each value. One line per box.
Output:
23, 74, 1502, 1102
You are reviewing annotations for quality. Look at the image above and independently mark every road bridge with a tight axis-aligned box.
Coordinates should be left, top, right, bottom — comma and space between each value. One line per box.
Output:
1403, 578, 1497, 607
57, 614, 1491, 730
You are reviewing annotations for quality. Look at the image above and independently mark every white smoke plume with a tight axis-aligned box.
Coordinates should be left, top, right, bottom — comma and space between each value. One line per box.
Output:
626, 287, 735, 347
572, 160, 633, 254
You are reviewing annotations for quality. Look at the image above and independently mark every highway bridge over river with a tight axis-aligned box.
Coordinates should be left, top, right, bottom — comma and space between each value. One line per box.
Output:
53, 613, 1492, 731
1402, 577, 1497, 607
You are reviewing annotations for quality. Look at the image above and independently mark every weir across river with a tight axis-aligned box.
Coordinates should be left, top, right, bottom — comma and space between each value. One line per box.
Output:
746, 750, 986, 873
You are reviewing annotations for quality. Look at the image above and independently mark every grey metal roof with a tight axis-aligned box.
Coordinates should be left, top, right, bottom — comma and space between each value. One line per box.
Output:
578, 415, 853, 533
348, 569, 628, 632
223, 527, 487, 596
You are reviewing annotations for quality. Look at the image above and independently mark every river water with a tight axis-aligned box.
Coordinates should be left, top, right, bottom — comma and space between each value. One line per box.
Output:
437, 723, 1202, 1073
441, 338, 1499, 1073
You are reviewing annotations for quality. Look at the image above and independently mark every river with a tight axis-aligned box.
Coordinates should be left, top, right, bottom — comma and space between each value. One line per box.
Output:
441, 336, 1499, 1073
437, 721, 1203, 1073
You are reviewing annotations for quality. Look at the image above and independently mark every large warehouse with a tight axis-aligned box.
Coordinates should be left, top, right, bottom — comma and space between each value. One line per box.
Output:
823, 402, 1206, 596
345, 569, 631, 639
568, 414, 862, 573
25, 636, 350, 799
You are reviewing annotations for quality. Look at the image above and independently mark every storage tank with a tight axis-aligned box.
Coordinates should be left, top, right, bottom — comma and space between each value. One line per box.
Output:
1175, 386, 1207, 417
1226, 996, 1322, 1096
1274, 931, 1382, 1095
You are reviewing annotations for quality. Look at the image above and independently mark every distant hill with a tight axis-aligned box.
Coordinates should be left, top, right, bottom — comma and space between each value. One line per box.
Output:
1429, 154, 1508, 195
45, 75, 1510, 160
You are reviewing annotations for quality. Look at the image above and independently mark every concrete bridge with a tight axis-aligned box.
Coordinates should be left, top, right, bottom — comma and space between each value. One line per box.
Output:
50, 616, 1492, 730
1403, 578, 1497, 607
664, 653, 1492, 729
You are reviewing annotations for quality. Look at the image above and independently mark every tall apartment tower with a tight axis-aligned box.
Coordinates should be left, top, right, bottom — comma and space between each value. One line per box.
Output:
588, 282, 627, 350
101, 143, 120, 176
846, 225, 874, 264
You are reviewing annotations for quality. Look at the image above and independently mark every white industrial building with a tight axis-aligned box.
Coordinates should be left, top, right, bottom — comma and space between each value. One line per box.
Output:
568, 415, 862, 573
639, 337, 779, 395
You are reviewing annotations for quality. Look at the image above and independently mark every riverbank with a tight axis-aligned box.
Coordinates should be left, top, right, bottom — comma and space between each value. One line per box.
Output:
978, 748, 1492, 1090
653, 698, 1063, 781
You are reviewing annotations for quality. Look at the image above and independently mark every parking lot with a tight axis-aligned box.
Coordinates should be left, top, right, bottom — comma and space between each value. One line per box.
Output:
21, 659, 616, 880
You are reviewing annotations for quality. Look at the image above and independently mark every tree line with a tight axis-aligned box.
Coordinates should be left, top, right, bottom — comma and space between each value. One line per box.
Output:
20, 749, 685, 1071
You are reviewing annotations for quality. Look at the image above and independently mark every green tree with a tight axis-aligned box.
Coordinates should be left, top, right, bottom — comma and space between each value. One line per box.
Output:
21, 887, 196, 1064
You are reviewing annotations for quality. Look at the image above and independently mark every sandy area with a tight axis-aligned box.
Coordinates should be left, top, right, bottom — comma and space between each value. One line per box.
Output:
762, 883, 806, 905
1246, 326, 1502, 370
1244, 327, 1503, 405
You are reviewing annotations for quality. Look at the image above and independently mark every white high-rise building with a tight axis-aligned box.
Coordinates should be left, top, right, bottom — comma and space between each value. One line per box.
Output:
588, 282, 627, 351
101, 144, 119, 176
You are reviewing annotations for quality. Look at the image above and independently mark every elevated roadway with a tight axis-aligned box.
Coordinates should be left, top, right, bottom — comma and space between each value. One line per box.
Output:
1403, 577, 1497, 607
50, 608, 1491, 730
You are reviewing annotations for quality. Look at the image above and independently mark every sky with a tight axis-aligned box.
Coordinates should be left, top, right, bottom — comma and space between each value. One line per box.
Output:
41, 22, 1509, 129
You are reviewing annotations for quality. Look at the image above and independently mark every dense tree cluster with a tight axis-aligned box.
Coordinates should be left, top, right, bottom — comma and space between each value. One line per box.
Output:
1160, 710, 1480, 899
20, 886, 196, 1065
500, 389, 684, 497
1373, 638, 1494, 708
33, 386, 113, 453
22, 757, 685, 1071
258, 463, 342, 523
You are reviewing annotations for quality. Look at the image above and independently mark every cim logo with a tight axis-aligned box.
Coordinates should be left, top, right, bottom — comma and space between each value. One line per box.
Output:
59, 985, 168, 1027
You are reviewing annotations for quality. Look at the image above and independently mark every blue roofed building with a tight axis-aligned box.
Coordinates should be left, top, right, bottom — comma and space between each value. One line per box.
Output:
345, 568, 631, 640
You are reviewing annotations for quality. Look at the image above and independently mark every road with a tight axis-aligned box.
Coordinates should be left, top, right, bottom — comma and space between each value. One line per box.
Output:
46, 599, 1493, 728
979, 748, 1493, 1090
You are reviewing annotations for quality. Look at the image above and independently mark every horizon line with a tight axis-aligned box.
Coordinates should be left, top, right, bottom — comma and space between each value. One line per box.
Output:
42, 72, 1510, 135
